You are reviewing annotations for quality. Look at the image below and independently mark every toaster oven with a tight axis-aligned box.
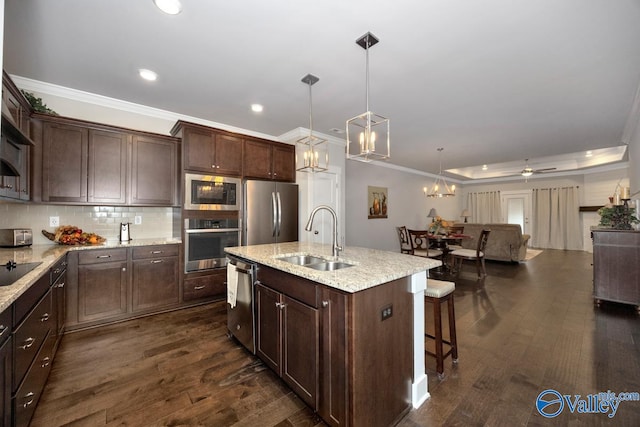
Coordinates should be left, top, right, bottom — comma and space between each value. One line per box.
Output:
0, 228, 33, 247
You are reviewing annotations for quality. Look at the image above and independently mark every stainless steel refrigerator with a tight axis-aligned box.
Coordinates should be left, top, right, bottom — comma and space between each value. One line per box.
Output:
243, 180, 298, 245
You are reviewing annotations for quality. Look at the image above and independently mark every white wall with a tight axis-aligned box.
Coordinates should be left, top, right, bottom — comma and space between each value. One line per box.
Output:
345, 160, 463, 252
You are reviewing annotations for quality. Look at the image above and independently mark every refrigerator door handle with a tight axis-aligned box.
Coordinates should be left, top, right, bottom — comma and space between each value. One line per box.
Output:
271, 192, 277, 237
276, 191, 282, 237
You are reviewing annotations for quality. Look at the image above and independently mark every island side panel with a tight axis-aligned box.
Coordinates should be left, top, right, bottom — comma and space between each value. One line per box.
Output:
348, 276, 413, 427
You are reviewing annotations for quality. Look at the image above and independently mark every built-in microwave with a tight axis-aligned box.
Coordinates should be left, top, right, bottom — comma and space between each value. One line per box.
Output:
184, 174, 241, 210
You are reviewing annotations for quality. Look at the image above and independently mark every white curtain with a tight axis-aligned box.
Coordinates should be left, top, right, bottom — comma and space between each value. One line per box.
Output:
467, 191, 501, 223
532, 187, 582, 249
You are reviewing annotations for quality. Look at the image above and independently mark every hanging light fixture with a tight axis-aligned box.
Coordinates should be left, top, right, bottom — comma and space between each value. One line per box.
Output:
296, 74, 329, 173
346, 32, 390, 162
424, 148, 456, 197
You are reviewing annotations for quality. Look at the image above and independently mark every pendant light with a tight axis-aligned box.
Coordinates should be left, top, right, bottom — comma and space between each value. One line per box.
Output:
424, 148, 456, 197
296, 74, 329, 173
346, 32, 390, 162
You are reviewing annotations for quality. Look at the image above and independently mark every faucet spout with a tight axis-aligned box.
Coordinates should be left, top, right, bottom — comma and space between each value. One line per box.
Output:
305, 205, 342, 257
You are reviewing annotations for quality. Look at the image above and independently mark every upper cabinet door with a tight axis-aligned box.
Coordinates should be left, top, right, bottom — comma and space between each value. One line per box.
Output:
214, 133, 243, 176
182, 126, 243, 176
183, 127, 215, 173
88, 129, 128, 204
243, 139, 273, 180
272, 144, 295, 182
42, 122, 89, 203
130, 135, 178, 206
244, 139, 295, 182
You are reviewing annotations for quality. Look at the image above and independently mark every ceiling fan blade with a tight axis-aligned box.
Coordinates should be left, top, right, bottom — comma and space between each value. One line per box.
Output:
533, 167, 557, 173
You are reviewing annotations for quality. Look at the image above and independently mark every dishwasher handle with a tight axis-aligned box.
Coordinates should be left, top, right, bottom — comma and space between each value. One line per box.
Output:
227, 257, 256, 276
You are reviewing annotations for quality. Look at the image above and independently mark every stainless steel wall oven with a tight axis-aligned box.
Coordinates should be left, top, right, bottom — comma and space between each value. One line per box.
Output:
184, 217, 240, 272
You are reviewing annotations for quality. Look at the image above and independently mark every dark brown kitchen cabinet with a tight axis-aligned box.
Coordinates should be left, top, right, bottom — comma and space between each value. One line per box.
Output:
132, 245, 180, 312
0, 309, 11, 427
183, 269, 226, 302
38, 115, 179, 206
255, 269, 319, 410
243, 139, 295, 182
12, 272, 54, 427
2, 72, 34, 202
88, 129, 128, 204
50, 256, 67, 352
41, 121, 89, 203
177, 123, 243, 176
77, 248, 128, 323
130, 135, 178, 205
318, 286, 348, 427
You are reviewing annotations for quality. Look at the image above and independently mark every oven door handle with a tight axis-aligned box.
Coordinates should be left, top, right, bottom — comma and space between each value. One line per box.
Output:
185, 228, 241, 234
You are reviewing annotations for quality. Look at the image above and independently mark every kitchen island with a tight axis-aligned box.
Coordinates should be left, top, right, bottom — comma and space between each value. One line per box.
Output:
225, 241, 440, 427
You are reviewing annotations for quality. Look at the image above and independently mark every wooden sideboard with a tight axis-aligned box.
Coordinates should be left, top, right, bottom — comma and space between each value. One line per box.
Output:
591, 229, 640, 312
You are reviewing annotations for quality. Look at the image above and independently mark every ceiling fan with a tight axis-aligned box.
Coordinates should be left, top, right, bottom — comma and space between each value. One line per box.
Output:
520, 159, 556, 177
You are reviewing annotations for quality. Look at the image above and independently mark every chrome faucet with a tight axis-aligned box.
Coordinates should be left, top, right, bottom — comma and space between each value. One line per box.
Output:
305, 205, 343, 257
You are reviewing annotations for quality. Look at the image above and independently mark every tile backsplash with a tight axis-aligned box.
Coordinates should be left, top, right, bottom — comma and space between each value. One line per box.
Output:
0, 203, 179, 245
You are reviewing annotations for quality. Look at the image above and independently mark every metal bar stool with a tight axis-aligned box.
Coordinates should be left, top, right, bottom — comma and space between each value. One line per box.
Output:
425, 279, 458, 379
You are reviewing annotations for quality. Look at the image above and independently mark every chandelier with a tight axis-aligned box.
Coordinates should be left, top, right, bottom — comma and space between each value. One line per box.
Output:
346, 32, 390, 162
424, 148, 456, 197
296, 74, 328, 173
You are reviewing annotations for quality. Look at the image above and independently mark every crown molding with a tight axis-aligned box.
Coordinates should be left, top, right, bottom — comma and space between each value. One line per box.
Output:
10, 74, 279, 141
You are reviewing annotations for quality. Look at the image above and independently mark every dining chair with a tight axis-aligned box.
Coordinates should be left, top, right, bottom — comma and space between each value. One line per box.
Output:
450, 229, 491, 277
396, 226, 413, 254
407, 229, 443, 260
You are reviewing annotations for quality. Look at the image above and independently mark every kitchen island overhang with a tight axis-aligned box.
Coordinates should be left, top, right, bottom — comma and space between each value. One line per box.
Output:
225, 242, 440, 425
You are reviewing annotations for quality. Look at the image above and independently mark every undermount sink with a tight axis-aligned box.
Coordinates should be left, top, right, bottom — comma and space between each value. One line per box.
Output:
277, 255, 327, 265
277, 255, 354, 271
305, 261, 354, 271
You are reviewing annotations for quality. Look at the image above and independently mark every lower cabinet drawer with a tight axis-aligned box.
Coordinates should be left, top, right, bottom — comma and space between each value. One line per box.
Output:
183, 271, 225, 301
13, 332, 55, 427
13, 291, 52, 391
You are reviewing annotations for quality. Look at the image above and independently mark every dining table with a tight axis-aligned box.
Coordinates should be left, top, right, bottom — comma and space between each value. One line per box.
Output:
428, 233, 473, 274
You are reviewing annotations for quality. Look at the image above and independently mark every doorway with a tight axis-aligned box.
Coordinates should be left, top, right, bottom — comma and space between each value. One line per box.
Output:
501, 191, 532, 236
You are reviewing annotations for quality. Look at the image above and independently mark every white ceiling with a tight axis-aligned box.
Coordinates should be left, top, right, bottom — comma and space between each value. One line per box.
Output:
4, 0, 640, 180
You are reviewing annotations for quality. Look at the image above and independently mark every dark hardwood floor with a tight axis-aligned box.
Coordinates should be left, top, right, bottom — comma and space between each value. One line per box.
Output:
31, 249, 639, 426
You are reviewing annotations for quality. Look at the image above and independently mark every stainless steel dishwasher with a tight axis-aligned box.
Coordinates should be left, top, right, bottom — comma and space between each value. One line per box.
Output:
226, 255, 256, 354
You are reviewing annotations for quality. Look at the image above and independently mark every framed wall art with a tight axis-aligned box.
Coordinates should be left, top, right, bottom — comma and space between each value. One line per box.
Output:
368, 186, 388, 219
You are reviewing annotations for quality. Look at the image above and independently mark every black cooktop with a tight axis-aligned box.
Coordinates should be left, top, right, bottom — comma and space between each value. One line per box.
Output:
0, 261, 42, 287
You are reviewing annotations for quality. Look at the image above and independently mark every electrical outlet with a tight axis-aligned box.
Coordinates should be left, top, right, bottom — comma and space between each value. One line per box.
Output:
381, 304, 393, 321
49, 216, 60, 227
134, 215, 142, 225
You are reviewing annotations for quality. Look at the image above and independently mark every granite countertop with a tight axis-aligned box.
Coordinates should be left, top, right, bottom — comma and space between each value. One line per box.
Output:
225, 242, 440, 293
0, 238, 181, 312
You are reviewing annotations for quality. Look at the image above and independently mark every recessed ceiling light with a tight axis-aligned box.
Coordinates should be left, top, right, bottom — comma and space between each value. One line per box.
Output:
138, 68, 158, 81
585, 150, 593, 157
482, 164, 488, 170
251, 104, 264, 113
153, 0, 182, 15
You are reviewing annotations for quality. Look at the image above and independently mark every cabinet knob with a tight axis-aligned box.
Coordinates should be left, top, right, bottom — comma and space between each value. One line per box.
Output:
194, 285, 205, 290
151, 259, 164, 264
322, 300, 329, 307
151, 250, 163, 254
97, 255, 111, 259
41, 313, 50, 322
56, 282, 66, 288
41, 357, 51, 368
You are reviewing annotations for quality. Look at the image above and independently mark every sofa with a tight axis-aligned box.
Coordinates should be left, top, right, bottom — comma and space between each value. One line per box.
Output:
454, 223, 530, 262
